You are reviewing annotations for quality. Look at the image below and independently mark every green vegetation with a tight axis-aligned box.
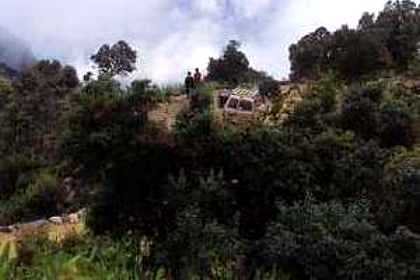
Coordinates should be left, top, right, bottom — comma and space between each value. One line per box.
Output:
1, 1, 420, 278
290, 0, 420, 81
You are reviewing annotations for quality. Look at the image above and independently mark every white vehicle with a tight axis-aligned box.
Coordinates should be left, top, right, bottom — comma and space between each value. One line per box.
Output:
216, 87, 271, 125
224, 95, 255, 114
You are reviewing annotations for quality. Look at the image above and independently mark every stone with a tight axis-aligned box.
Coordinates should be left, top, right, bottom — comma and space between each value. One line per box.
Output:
48, 216, 64, 225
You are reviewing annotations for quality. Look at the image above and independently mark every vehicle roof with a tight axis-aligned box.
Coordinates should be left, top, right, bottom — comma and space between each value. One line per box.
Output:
232, 87, 259, 97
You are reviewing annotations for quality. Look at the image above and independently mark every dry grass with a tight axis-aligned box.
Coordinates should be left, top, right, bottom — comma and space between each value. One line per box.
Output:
0, 222, 85, 245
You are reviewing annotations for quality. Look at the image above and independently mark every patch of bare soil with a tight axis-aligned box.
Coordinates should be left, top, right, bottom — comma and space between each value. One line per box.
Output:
148, 95, 189, 132
0, 212, 85, 244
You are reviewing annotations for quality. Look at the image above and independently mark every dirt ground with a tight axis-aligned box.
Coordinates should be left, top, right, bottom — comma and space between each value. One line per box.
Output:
0, 222, 84, 246
148, 94, 189, 131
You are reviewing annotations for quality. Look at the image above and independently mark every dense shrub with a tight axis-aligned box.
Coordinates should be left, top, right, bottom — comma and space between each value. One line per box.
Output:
283, 97, 327, 131
0, 60, 80, 163
190, 84, 213, 112
86, 141, 179, 236
378, 99, 415, 148
0, 155, 40, 200
340, 85, 382, 140
1, 235, 145, 279
262, 194, 420, 279
0, 169, 59, 225
174, 109, 214, 142
303, 130, 386, 200
340, 82, 417, 148
60, 88, 145, 175
384, 148, 420, 233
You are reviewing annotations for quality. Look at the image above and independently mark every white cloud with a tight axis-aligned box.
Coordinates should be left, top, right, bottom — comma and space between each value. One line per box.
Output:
0, 0, 403, 83
231, 0, 272, 18
191, 0, 225, 16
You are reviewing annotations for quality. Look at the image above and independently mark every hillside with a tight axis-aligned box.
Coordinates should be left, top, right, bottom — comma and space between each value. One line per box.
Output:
2, 1, 420, 278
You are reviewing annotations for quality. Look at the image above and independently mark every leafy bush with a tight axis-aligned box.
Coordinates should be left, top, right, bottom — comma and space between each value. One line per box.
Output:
262, 194, 420, 279
0, 169, 59, 225
0, 155, 40, 200
384, 148, 420, 233
340, 82, 417, 148
175, 109, 214, 142
1, 235, 147, 279
283, 75, 342, 133
340, 85, 382, 140
86, 141, 179, 237
189, 83, 213, 112
60, 89, 144, 175
283, 97, 326, 131
378, 99, 415, 148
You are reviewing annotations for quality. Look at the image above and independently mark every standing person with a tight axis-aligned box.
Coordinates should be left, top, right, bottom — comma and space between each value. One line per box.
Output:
194, 68, 202, 84
184, 71, 194, 97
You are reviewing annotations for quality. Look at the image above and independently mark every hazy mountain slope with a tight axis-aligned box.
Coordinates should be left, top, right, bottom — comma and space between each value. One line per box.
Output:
0, 62, 19, 79
0, 26, 35, 71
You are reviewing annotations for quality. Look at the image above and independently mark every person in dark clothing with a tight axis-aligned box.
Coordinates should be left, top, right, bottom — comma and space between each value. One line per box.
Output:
184, 71, 194, 97
194, 68, 202, 84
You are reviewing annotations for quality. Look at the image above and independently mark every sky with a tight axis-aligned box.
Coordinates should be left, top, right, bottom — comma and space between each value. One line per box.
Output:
0, 0, 389, 83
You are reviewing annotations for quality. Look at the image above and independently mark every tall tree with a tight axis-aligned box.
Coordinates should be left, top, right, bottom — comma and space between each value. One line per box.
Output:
358, 12, 376, 31
289, 0, 420, 80
91, 40, 137, 77
375, 0, 420, 69
289, 27, 331, 81
207, 40, 251, 85
329, 25, 390, 80
1, 60, 79, 161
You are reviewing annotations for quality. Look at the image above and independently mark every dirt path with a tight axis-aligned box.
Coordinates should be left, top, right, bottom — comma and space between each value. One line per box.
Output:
148, 95, 189, 131
0, 211, 86, 245
0, 223, 83, 244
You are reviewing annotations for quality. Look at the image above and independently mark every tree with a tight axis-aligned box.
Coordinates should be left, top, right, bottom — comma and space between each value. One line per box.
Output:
329, 25, 389, 80
207, 40, 250, 85
289, 27, 331, 81
91, 40, 137, 77
340, 85, 382, 140
258, 78, 280, 97
378, 99, 415, 148
1, 60, 79, 161
290, 1, 420, 80
358, 12, 376, 31
375, 0, 420, 69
